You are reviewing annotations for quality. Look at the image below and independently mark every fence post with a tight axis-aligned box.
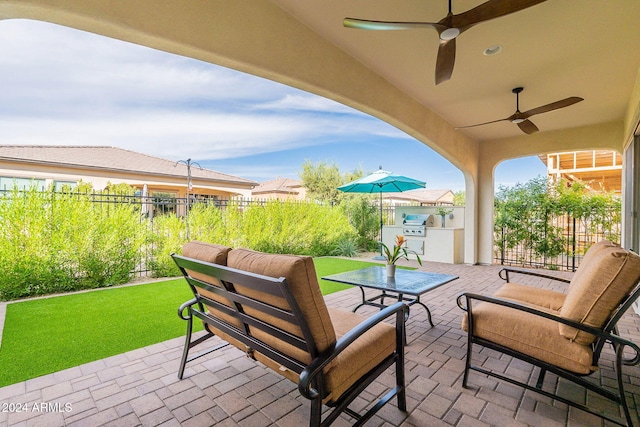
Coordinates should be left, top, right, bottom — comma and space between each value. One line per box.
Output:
571, 215, 577, 272
501, 227, 505, 265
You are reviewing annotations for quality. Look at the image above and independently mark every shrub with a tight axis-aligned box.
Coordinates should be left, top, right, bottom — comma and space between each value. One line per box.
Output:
147, 199, 357, 277
494, 176, 621, 266
0, 186, 146, 300
147, 215, 185, 278
240, 200, 356, 256
331, 237, 360, 257
339, 195, 379, 251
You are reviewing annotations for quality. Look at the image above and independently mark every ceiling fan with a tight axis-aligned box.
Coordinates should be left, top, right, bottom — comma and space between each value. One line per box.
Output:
343, 0, 548, 85
456, 87, 584, 134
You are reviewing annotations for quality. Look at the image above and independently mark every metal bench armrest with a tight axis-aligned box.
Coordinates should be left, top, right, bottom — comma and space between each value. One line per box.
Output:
298, 301, 408, 400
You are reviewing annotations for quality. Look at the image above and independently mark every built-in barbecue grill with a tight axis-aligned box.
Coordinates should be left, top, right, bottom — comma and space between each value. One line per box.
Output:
402, 214, 433, 236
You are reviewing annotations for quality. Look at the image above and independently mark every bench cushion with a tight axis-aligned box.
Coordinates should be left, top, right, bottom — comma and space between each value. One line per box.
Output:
323, 308, 396, 404
181, 241, 240, 329
253, 308, 397, 404
560, 241, 640, 344
228, 249, 337, 365
182, 240, 231, 265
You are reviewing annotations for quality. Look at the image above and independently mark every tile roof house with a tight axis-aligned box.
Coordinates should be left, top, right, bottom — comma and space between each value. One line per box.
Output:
0, 145, 257, 199
251, 177, 307, 200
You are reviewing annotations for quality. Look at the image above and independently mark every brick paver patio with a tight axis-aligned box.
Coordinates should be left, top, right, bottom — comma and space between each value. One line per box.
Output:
0, 261, 638, 426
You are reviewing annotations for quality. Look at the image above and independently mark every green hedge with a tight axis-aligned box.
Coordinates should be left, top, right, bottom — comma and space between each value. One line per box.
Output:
0, 187, 145, 300
0, 187, 358, 300
148, 200, 357, 277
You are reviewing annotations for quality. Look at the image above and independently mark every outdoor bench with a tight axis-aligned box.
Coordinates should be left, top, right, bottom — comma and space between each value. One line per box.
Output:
172, 241, 407, 427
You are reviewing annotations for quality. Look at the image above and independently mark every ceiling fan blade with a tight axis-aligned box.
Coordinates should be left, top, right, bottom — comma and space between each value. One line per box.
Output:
517, 119, 539, 134
522, 97, 584, 117
343, 18, 440, 31
455, 117, 510, 130
453, 0, 548, 30
435, 39, 456, 85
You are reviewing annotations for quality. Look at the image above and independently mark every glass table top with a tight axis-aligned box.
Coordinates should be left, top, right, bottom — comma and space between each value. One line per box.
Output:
322, 266, 458, 296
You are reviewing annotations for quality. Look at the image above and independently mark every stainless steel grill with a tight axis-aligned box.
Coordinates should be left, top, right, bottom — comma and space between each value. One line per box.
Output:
402, 214, 433, 236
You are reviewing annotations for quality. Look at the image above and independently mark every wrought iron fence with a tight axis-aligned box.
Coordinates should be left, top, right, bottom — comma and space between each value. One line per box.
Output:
494, 208, 621, 271
2, 187, 619, 275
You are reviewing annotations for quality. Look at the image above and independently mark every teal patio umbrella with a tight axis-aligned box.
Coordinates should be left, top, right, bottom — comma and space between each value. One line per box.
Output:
337, 167, 426, 258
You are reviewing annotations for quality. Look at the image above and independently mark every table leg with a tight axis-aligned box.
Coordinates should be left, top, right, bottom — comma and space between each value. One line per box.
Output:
352, 286, 368, 313
411, 296, 434, 327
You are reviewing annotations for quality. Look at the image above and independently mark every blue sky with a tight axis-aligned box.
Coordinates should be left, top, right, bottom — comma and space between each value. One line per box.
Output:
0, 19, 546, 192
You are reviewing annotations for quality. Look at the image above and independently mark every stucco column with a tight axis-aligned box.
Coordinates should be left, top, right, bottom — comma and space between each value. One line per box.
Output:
476, 155, 496, 265
462, 171, 478, 264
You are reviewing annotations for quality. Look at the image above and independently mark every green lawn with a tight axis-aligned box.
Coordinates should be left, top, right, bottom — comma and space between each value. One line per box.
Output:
0, 256, 388, 387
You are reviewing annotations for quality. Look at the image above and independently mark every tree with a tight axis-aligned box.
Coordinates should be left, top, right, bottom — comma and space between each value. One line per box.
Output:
494, 176, 564, 261
299, 160, 344, 204
494, 176, 621, 267
299, 161, 378, 250
453, 190, 465, 206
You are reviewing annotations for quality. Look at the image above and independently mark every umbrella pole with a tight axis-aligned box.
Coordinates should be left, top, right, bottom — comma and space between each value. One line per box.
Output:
380, 192, 383, 254
373, 190, 386, 261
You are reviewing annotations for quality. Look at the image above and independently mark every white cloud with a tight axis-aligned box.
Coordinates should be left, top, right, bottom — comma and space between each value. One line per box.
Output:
0, 18, 424, 184
254, 94, 357, 114
0, 20, 286, 114
0, 107, 408, 160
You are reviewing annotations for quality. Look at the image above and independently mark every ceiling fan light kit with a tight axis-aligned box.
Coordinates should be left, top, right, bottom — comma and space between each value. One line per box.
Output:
439, 27, 460, 41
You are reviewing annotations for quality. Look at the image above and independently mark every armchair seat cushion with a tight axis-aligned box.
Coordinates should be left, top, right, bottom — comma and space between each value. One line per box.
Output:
462, 303, 594, 374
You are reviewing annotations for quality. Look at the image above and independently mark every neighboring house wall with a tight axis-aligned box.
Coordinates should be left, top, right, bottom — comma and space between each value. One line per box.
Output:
0, 146, 257, 215
251, 177, 307, 201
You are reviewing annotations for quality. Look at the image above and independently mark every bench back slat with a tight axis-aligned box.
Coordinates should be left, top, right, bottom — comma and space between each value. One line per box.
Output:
173, 253, 320, 372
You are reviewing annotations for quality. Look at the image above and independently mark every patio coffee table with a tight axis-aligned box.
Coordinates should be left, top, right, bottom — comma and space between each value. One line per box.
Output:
322, 266, 458, 327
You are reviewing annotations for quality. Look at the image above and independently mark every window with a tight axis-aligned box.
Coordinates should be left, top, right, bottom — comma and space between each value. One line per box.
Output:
0, 177, 46, 191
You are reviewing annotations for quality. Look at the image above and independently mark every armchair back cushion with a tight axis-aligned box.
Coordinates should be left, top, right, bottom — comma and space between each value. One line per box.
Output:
560, 241, 640, 344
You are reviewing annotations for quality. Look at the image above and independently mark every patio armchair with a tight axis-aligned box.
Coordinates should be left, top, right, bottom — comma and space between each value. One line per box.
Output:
457, 240, 640, 426
172, 241, 408, 427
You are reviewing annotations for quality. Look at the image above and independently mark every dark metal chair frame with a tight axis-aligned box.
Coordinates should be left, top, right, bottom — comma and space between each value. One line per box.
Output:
457, 267, 640, 427
172, 253, 408, 427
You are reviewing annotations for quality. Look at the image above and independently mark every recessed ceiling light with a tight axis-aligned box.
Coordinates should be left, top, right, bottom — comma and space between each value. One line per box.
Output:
483, 45, 502, 56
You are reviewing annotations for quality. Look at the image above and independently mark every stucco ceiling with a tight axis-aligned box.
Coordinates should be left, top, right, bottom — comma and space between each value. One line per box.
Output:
271, 0, 640, 141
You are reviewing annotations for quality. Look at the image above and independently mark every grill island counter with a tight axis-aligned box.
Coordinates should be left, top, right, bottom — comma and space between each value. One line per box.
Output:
382, 206, 465, 264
